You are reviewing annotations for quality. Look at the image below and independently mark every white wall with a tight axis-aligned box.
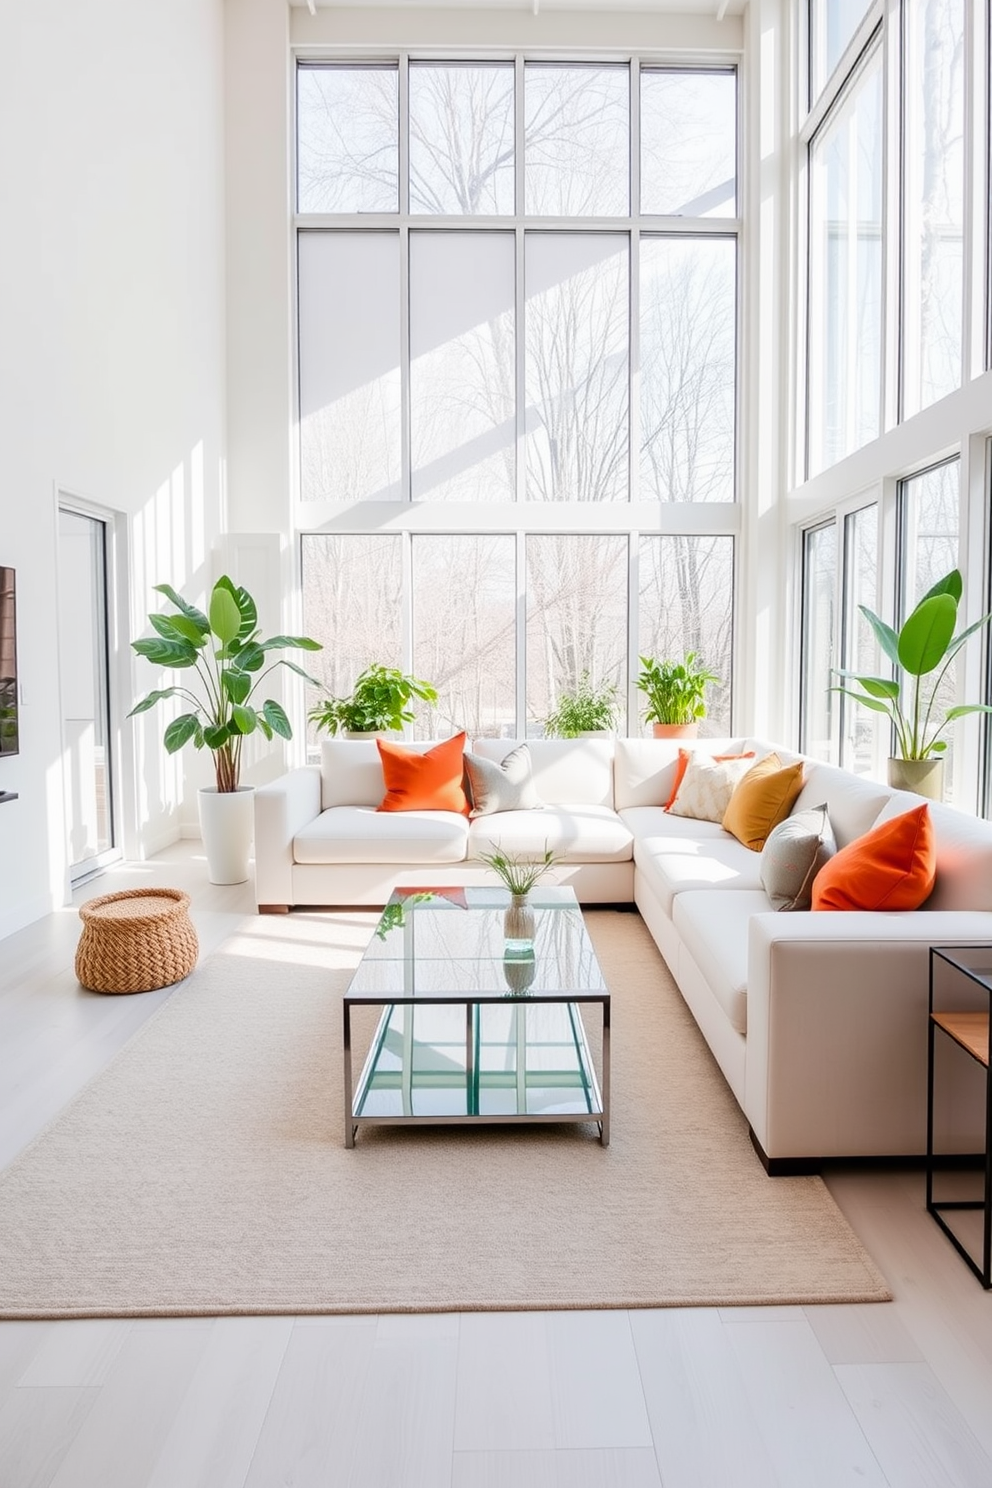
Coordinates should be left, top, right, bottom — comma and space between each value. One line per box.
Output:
0, 0, 227, 937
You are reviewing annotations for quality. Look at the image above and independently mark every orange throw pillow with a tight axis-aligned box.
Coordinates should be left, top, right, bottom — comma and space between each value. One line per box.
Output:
811, 803, 935, 912
376, 733, 471, 816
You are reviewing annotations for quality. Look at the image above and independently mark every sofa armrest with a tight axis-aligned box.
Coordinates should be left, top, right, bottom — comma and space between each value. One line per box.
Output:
253, 767, 321, 910
744, 910, 992, 1161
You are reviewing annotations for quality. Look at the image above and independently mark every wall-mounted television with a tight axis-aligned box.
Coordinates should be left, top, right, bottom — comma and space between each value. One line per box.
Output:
0, 567, 18, 756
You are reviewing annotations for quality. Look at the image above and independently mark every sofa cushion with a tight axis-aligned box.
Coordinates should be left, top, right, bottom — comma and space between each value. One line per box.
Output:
668, 752, 755, 822
295, 806, 470, 865
378, 733, 470, 815
673, 888, 767, 1036
465, 743, 541, 817
622, 807, 765, 914
470, 738, 615, 808
812, 804, 935, 912
613, 737, 747, 810
722, 754, 806, 851
468, 805, 633, 863
759, 803, 837, 910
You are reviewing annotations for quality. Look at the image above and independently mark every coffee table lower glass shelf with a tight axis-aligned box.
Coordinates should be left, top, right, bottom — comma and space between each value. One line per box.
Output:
343, 887, 609, 1148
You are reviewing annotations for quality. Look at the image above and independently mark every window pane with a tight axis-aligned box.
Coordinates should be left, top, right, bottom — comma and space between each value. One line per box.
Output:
525, 64, 629, 216
525, 233, 629, 502
801, 523, 837, 761
412, 535, 516, 739
640, 236, 736, 502
809, 0, 873, 95
640, 70, 736, 218
900, 459, 960, 796
297, 65, 398, 214
840, 504, 880, 775
526, 536, 627, 734
298, 233, 401, 502
807, 51, 883, 476
638, 536, 733, 736
410, 233, 515, 503
901, 0, 964, 417
409, 64, 514, 215
301, 535, 404, 732
902, 460, 959, 605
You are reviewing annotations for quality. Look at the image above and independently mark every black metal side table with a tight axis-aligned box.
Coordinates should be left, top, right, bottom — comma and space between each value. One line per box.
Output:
927, 946, 992, 1288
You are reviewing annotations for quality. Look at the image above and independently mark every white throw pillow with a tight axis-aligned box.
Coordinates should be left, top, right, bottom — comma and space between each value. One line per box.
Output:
668, 753, 756, 823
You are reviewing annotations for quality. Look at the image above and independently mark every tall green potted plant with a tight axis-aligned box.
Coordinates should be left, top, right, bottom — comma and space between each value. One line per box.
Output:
833, 568, 992, 799
308, 664, 437, 738
636, 653, 720, 739
130, 576, 322, 883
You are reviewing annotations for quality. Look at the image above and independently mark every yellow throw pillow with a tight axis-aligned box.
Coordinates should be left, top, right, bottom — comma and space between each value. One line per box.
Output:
722, 753, 806, 852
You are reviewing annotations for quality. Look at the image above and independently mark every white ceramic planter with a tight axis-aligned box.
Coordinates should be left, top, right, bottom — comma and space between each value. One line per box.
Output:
197, 786, 255, 885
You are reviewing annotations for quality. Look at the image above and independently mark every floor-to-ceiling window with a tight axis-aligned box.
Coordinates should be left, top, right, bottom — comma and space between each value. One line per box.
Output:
794, 0, 991, 808
295, 54, 740, 740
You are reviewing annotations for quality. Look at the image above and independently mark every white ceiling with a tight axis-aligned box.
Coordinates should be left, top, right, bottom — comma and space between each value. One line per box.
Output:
288, 0, 745, 14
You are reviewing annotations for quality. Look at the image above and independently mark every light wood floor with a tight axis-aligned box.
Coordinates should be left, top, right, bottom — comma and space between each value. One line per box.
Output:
2, 842, 992, 1488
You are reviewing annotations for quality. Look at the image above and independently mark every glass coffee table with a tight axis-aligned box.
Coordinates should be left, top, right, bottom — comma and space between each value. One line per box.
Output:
343, 886, 610, 1148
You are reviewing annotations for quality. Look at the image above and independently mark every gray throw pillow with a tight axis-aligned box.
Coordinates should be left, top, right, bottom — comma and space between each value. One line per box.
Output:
464, 744, 542, 818
760, 802, 837, 911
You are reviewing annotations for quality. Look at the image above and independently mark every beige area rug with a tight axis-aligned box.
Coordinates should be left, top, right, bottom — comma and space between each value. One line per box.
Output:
0, 910, 889, 1317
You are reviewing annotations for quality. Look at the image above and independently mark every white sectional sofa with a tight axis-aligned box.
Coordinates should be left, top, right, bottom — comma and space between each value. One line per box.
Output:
254, 735, 992, 1171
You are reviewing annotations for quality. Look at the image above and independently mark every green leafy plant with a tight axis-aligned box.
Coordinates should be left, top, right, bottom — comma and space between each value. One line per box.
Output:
543, 671, 619, 737
129, 577, 322, 792
636, 653, 720, 726
308, 664, 438, 736
833, 568, 992, 760
476, 847, 560, 897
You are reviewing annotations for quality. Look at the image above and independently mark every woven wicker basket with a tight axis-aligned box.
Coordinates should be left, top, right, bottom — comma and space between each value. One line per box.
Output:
75, 888, 198, 995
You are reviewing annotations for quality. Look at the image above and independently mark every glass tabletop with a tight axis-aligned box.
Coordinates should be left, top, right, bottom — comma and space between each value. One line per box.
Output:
347, 885, 608, 1003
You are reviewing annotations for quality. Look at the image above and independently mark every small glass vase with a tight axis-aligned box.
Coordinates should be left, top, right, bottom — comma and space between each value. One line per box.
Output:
503, 893, 536, 959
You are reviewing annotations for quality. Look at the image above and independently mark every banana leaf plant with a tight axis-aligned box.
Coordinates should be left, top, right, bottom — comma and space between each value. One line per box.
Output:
833, 568, 992, 760
129, 577, 322, 792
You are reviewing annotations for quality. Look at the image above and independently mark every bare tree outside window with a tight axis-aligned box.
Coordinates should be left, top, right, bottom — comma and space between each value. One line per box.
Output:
413, 535, 516, 738
641, 236, 736, 503
526, 535, 627, 734
301, 533, 404, 723
297, 65, 398, 213
526, 234, 629, 502
639, 536, 733, 736
525, 64, 629, 217
641, 70, 737, 217
410, 63, 514, 215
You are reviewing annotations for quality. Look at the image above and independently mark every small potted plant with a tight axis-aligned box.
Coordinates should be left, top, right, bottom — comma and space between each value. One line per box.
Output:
308, 664, 438, 738
129, 577, 322, 884
636, 653, 720, 738
543, 671, 620, 738
833, 567, 992, 799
